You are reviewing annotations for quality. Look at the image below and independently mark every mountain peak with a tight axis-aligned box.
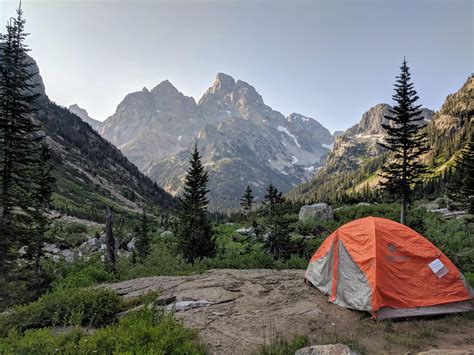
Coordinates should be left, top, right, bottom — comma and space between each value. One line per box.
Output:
68, 104, 103, 131
151, 79, 179, 94
209, 73, 236, 95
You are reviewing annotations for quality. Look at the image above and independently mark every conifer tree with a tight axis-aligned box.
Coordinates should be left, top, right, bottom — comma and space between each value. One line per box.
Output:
134, 209, 151, 260
378, 58, 430, 224
0, 6, 41, 297
263, 184, 291, 260
30, 141, 55, 277
240, 185, 254, 214
177, 144, 216, 262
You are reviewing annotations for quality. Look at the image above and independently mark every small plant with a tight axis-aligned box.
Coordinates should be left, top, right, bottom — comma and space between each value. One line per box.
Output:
256, 335, 308, 355
0, 287, 121, 336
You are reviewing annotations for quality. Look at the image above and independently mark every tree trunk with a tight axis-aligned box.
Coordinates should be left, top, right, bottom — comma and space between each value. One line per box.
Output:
400, 193, 407, 225
105, 207, 116, 273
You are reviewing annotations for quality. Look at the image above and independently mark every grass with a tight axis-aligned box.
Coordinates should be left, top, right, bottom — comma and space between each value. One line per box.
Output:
0, 288, 121, 337
256, 335, 308, 355
0, 307, 207, 354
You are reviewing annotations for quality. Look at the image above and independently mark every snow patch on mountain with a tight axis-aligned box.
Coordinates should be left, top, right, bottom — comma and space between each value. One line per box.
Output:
277, 125, 301, 148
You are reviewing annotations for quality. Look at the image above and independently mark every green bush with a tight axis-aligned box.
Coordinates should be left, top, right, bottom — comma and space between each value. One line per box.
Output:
423, 214, 473, 272
0, 288, 121, 337
0, 308, 207, 354
256, 335, 308, 355
118, 241, 205, 280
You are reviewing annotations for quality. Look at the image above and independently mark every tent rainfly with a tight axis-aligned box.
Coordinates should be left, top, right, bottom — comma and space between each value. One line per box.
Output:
305, 217, 473, 319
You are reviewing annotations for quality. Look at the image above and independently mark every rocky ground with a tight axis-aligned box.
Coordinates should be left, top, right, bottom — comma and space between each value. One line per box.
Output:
103, 269, 474, 355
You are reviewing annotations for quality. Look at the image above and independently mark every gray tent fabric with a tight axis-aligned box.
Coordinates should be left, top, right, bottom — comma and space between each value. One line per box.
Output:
333, 241, 372, 311
376, 300, 473, 319
305, 239, 334, 296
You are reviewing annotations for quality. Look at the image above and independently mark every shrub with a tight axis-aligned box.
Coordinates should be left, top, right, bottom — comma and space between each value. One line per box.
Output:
0, 288, 121, 337
256, 335, 308, 355
0, 308, 206, 354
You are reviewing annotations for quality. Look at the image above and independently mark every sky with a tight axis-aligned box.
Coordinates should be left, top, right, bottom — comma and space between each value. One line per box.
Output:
0, 0, 472, 132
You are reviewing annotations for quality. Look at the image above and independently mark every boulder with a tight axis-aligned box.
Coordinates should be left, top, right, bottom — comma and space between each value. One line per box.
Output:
79, 237, 101, 254
295, 344, 356, 355
235, 227, 255, 236
43, 243, 60, 254
161, 231, 174, 238
127, 237, 136, 252
299, 203, 333, 222
61, 249, 78, 263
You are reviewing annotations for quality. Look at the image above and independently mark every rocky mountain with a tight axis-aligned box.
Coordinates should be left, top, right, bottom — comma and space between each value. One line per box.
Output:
68, 104, 103, 132
101, 73, 333, 210
287, 76, 472, 204
326, 104, 433, 174
26, 55, 176, 222
101, 81, 201, 171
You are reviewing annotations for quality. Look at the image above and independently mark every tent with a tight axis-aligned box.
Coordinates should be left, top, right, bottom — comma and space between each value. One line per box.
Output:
305, 216, 473, 319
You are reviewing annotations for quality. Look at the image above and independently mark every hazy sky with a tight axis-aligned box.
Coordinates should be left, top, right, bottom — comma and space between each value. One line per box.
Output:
1, 0, 472, 132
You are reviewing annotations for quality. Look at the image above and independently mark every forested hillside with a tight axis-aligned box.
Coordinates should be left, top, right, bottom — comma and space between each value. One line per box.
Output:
286, 75, 473, 204
30, 56, 176, 222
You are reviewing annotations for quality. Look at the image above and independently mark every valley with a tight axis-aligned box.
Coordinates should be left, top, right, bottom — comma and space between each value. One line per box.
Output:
0, 2, 473, 354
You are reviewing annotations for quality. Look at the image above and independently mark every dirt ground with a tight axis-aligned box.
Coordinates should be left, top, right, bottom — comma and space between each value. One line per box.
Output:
104, 269, 474, 355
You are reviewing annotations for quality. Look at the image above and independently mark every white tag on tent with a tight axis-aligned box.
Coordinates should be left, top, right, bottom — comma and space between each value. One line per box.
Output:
429, 259, 448, 278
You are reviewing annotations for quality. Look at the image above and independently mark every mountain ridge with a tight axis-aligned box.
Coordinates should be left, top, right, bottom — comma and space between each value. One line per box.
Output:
286, 75, 473, 203
24, 55, 176, 221
100, 73, 334, 210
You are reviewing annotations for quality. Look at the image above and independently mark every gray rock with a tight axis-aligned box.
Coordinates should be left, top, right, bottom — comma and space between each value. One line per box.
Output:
165, 299, 212, 312
61, 249, 78, 263
160, 231, 174, 238
43, 243, 60, 254
235, 227, 255, 236
299, 203, 333, 221
430, 208, 467, 219
295, 344, 357, 355
127, 237, 136, 252
79, 237, 101, 253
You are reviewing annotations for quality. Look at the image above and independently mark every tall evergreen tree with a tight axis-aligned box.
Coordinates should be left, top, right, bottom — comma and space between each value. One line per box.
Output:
0, 6, 42, 300
177, 144, 216, 262
30, 141, 55, 277
263, 184, 291, 260
134, 209, 151, 260
378, 58, 430, 224
240, 185, 254, 214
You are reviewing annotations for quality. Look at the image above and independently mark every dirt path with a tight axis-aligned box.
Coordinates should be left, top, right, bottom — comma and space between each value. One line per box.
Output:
104, 269, 474, 354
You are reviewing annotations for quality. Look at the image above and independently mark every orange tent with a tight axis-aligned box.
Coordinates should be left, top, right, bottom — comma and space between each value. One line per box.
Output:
305, 216, 473, 318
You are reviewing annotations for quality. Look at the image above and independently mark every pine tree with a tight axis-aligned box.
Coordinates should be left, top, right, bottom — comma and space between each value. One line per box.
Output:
263, 184, 291, 260
240, 185, 254, 214
378, 58, 430, 224
105, 207, 116, 273
0, 6, 42, 299
449, 133, 474, 213
30, 141, 55, 277
134, 209, 151, 260
177, 144, 216, 262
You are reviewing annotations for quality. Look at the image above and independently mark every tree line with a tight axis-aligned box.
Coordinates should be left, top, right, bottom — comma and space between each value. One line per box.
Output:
0, 7, 55, 306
